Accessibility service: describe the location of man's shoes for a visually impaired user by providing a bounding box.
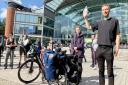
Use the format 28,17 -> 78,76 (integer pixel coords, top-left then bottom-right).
90,64 -> 94,68
92,66 -> 97,70
4,66 -> 7,69
10,65 -> 13,69
84,58 -> 87,62
17,63 -> 21,68
4,64 -> 7,69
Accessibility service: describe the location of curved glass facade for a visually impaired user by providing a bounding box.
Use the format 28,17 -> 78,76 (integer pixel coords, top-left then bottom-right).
110,5 -> 128,44
54,15 -> 87,44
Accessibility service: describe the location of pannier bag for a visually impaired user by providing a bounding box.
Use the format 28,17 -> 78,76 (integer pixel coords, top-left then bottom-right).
43,50 -> 57,81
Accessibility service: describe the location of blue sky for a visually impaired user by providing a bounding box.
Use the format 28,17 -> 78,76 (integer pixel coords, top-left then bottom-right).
0,0 -> 44,19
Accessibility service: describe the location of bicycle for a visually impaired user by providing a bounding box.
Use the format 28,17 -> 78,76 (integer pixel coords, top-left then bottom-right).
18,44 -> 80,85
44,49 -> 69,85
57,54 -> 81,85
48,50 -> 80,85
18,44 -> 45,84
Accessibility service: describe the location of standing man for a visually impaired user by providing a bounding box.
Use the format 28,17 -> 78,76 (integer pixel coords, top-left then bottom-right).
83,4 -> 120,85
71,26 -> 85,82
4,34 -> 17,69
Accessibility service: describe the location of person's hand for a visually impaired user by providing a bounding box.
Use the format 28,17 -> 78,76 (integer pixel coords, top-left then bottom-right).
114,46 -> 119,57
83,6 -> 88,19
74,47 -> 78,52
10,44 -> 17,47
74,47 -> 77,50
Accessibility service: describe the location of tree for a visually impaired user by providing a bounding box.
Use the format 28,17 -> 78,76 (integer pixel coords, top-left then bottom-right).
0,19 -> 5,35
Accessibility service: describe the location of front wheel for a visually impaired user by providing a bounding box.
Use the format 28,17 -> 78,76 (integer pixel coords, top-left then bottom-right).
18,59 -> 41,84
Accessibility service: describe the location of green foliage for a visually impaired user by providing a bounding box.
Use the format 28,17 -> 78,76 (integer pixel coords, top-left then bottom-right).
0,19 -> 5,35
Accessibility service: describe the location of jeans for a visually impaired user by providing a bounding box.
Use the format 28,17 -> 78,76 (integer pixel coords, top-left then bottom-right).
18,46 -> 27,67
96,46 -> 114,85
91,47 -> 97,67
4,48 -> 15,69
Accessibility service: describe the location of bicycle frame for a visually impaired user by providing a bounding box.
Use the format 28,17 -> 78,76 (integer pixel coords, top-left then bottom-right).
28,45 -> 45,78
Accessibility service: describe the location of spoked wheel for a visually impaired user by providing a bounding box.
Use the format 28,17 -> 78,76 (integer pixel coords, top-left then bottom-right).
18,59 -> 41,84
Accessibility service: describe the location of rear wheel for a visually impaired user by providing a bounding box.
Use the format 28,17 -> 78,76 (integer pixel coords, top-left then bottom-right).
18,59 -> 41,84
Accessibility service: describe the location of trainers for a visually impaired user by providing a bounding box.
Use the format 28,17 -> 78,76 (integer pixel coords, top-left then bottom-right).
92,66 -> 97,70
4,64 -> 7,69
90,64 -> 94,68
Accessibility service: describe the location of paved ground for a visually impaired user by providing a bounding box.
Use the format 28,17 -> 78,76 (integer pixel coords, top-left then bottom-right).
0,48 -> 128,85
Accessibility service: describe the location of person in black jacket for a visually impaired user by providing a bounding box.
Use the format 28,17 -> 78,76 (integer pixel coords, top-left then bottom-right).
71,26 -> 85,81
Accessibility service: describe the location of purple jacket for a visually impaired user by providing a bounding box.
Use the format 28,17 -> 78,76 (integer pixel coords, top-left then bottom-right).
71,32 -> 85,58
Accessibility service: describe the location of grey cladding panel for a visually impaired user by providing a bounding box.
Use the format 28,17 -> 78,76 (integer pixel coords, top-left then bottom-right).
44,8 -> 55,19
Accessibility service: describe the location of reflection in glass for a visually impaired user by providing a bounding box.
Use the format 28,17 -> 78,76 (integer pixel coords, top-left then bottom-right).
20,14 -> 25,22
44,18 -> 54,28
14,24 -> 42,35
33,16 -> 37,24
15,13 -> 21,21
25,14 -> 30,23
15,24 -> 19,33
38,17 -> 42,24
30,15 -> 34,23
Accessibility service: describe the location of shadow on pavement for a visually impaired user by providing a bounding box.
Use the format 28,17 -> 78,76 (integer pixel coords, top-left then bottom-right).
25,80 -> 48,85
80,76 -> 99,85
113,66 -> 123,70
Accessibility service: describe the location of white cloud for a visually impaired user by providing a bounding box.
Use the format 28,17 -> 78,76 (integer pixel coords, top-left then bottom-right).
0,8 -> 7,19
30,5 -> 38,10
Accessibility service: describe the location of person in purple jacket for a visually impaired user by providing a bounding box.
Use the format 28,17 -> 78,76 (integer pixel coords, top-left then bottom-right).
71,25 -> 85,80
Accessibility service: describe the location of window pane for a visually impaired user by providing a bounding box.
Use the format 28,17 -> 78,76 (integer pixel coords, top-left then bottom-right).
44,18 -> 54,28
14,24 -> 19,33
25,14 -> 30,23
30,15 -> 34,23
15,13 -> 21,21
38,16 -> 42,24
20,14 -> 25,22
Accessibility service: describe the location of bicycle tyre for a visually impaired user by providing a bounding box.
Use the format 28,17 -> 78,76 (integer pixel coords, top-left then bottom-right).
18,59 -> 41,84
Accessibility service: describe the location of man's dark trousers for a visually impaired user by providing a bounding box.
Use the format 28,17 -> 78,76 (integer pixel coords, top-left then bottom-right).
96,45 -> 114,85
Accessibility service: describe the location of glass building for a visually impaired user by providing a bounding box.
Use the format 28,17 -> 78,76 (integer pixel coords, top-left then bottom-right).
14,11 -> 43,35
12,0 -> 128,46
13,5 -> 86,45
13,10 -> 43,44
13,7 -> 55,46
45,0 -> 128,45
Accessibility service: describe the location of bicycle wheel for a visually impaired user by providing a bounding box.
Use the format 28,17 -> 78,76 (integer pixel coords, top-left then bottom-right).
18,59 -> 41,84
